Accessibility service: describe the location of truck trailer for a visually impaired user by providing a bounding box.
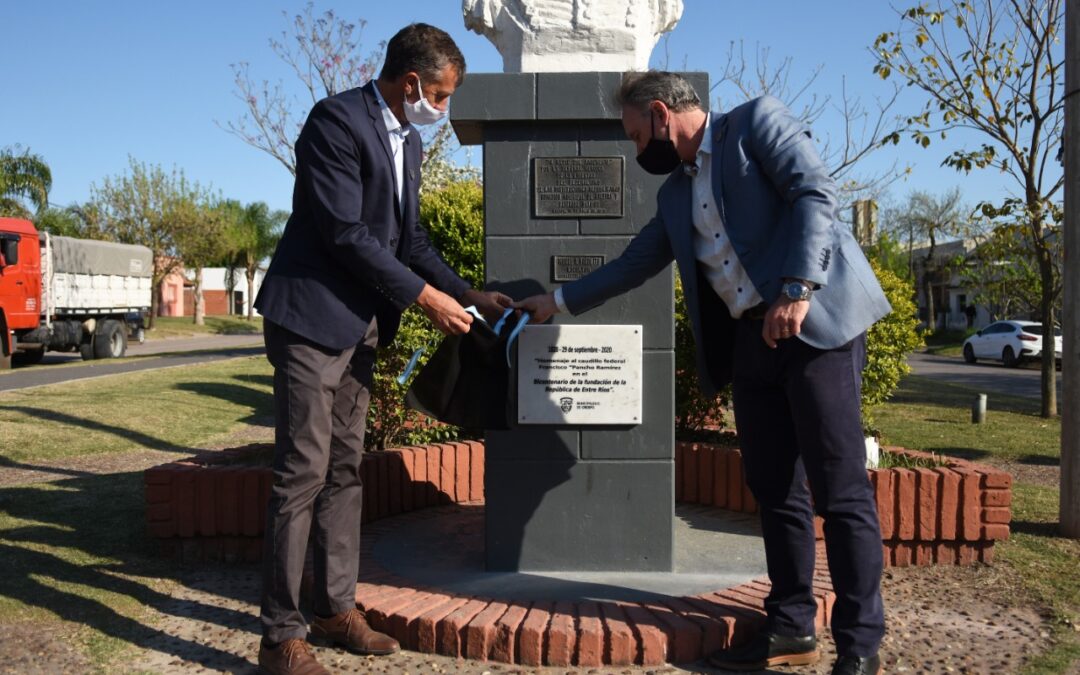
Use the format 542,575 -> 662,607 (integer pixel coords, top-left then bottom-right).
0,217 -> 152,368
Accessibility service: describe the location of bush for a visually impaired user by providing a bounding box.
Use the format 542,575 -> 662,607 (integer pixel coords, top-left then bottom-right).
674,277 -> 731,441
863,259 -> 924,432
367,179 -> 484,450
674,259 -> 922,441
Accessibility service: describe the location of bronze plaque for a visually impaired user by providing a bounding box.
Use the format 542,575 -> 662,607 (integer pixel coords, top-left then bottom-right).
533,157 -> 624,218
551,255 -> 606,282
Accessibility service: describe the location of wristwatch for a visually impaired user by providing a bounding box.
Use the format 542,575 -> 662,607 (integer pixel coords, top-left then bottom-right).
781,280 -> 813,301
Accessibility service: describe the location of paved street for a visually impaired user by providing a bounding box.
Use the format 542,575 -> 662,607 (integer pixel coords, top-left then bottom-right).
0,335 -> 264,392
907,351 -> 1062,401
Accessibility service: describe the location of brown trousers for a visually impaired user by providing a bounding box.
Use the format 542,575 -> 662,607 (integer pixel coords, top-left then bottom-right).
260,319 -> 378,644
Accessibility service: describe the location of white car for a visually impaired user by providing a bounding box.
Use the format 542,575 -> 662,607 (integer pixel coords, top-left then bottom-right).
962,320 -> 1063,367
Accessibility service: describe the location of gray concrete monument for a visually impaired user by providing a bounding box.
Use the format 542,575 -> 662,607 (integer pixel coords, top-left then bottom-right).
451,0 -> 704,572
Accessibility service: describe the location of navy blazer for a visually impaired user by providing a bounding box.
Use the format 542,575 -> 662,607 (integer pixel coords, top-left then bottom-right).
562,96 -> 891,394
255,82 -> 470,350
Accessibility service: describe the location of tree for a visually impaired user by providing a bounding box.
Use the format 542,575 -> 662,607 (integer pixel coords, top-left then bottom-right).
226,201 -> 287,320
0,145 -> 51,219
955,220 -> 1059,322
174,198 -> 236,326
864,230 -> 914,283
709,41 -> 911,210
34,205 -> 85,237
221,3 -> 473,191
883,188 -> 969,331
873,0 -> 1064,417
86,157 -> 211,328
222,3 -> 383,175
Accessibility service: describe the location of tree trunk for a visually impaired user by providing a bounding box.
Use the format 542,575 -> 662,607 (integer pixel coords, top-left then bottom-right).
194,266 -> 205,326
1062,0 -> 1080,537
923,275 -> 936,332
1040,265 -> 1057,418
148,277 -> 159,330
246,267 -> 256,321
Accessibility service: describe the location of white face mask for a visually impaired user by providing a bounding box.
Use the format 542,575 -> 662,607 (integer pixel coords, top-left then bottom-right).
403,78 -> 447,126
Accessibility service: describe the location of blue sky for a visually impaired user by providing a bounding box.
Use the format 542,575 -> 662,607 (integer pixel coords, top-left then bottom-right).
0,1 -> 1033,216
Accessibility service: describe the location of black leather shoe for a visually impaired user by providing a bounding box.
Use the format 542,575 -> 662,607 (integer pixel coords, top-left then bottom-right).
706,631 -> 820,671
832,653 -> 882,675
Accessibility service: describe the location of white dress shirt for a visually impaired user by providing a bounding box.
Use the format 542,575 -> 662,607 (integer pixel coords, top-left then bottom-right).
372,83 -> 410,205
688,114 -> 763,317
554,114 -> 762,317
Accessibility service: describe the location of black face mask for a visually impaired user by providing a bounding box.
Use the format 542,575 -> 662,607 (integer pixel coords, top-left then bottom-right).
635,113 -> 682,175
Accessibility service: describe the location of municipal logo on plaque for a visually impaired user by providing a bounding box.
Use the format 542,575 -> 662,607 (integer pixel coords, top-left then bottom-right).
517,325 -> 643,425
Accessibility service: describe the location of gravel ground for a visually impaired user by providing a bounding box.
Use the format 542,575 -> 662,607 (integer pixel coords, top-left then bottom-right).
122,560 -> 1053,675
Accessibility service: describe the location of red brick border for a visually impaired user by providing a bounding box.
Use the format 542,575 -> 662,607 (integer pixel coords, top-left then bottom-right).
674,442 -> 1011,566
348,504 -> 831,666
143,441 -> 486,562
143,439 -> 1011,665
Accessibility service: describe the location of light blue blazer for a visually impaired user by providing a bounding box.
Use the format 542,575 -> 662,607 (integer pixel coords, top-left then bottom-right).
562,96 -> 892,394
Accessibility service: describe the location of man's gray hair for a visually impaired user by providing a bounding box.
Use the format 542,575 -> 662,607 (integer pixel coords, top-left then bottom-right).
616,71 -> 701,113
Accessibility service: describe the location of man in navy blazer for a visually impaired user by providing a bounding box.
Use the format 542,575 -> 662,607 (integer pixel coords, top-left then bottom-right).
254,23 -> 509,675
516,72 -> 890,675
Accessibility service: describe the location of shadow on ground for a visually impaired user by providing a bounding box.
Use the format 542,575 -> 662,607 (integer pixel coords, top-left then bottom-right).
0,471 -> 258,671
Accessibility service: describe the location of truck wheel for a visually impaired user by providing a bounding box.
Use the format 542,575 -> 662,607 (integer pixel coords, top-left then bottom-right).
94,320 -> 127,359
80,341 -> 95,361
0,352 -> 10,370
13,347 -> 46,366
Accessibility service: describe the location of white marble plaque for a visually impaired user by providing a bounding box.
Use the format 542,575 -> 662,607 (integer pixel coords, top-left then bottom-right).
517,324 -> 642,425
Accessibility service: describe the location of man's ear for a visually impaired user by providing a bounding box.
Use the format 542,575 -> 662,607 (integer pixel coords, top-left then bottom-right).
649,100 -> 670,126
401,72 -> 420,99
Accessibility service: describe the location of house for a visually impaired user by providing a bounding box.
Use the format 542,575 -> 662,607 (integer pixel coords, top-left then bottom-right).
909,238 -> 994,332
182,267 -> 265,317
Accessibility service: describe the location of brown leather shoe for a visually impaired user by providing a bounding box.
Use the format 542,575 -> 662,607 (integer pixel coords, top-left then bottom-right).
258,638 -> 329,675
309,607 -> 400,655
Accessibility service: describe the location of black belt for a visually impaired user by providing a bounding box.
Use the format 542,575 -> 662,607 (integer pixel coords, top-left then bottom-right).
740,302 -> 769,321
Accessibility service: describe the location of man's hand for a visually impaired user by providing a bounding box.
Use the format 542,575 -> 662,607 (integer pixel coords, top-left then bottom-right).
513,292 -> 559,324
460,288 -> 514,324
762,296 -> 810,348
417,284 -> 473,335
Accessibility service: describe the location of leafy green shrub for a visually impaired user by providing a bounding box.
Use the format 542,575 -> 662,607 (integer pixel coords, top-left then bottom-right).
863,259 -> 924,432
367,178 -> 484,450
674,277 -> 731,441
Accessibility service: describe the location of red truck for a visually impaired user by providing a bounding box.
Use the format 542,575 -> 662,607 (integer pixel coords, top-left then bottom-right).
0,217 -> 152,368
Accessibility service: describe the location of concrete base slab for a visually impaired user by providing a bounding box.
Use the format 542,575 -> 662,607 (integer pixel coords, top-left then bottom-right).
372,503 -> 767,602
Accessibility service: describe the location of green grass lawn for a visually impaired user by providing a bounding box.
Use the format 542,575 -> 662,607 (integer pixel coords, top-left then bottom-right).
921,328 -> 974,358
0,355 -> 275,670
873,374 -> 1078,673
874,375 -> 1058,463
0,357 -> 272,464
145,315 -> 263,340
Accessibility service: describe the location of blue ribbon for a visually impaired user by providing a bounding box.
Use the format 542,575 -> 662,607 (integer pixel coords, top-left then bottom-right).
397,338 -> 434,385
505,311 -> 531,367
396,306 -> 531,384
492,307 -> 514,335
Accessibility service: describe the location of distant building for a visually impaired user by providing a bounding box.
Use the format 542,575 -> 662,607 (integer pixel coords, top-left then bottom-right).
909,238 -> 993,332
156,258 -> 187,317
182,267 -> 265,317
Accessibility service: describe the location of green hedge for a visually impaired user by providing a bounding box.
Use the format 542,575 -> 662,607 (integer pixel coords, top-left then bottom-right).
366,180 -> 484,450
862,259 -> 923,432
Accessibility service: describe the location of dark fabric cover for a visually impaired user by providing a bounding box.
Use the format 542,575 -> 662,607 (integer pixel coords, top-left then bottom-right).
405,320 -> 511,430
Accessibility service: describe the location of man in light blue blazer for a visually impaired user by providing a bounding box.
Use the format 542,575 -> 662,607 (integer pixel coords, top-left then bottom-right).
516,71 -> 890,675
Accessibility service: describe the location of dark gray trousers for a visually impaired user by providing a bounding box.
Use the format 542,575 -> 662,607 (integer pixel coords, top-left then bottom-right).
260,319 -> 378,644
